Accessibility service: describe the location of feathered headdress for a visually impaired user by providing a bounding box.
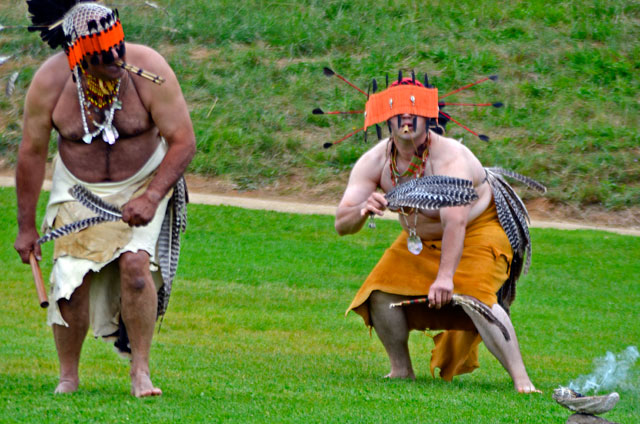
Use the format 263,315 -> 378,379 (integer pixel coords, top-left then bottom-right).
314,68 -> 503,148
27,1 -> 124,72
26,0 -> 164,85
26,0 -> 89,49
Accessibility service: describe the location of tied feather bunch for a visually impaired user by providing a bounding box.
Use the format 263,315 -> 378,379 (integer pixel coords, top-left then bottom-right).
486,168 -> 546,277
485,167 -> 546,312
69,184 -> 122,219
156,177 -> 188,316
385,175 -> 478,211
37,215 -> 112,244
390,294 -> 511,341
37,184 -> 122,245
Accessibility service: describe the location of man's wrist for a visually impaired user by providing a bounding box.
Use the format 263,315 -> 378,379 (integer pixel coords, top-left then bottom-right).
144,189 -> 164,204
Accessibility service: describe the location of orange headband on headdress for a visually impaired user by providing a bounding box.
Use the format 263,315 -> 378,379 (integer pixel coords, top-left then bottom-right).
364,80 -> 439,130
65,19 -> 125,71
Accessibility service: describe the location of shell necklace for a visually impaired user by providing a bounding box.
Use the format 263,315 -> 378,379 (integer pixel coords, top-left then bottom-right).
389,134 -> 430,255
75,67 -> 122,145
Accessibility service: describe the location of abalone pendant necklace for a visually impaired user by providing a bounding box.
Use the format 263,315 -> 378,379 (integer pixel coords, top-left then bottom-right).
402,210 -> 422,255
390,135 -> 429,255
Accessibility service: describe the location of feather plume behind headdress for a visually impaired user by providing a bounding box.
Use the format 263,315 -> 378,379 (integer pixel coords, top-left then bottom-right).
26,0 -> 90,48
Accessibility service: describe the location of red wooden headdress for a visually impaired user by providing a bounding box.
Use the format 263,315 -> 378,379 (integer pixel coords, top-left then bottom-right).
314,68 -> 503,148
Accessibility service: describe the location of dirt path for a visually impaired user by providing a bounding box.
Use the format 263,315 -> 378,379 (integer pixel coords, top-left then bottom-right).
2,174 -> 638,237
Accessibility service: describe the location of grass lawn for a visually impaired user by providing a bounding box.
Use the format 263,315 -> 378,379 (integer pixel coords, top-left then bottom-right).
0,187 -> 638,423
1,1 -> 639,208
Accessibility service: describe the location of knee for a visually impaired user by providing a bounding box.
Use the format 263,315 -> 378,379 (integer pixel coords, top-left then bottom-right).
370,291 -> 402,315
119,252 -> 151,292
369,291 -> 388,310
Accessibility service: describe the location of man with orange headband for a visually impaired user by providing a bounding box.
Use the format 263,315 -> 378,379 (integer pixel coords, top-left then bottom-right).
14,1 -> 195,397
336,76 -> 540,393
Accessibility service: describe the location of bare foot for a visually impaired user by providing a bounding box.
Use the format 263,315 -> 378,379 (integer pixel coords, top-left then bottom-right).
131,372 -> 162,397
54,379 -> 79,394
515,381 -> 542,394
383,371 -> 416,379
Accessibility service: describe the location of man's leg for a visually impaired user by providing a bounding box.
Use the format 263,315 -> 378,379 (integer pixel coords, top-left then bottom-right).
53,273 -> 91,394
369,291 -> 415,379
461,302 -> 540,393
119,251 -> 162,397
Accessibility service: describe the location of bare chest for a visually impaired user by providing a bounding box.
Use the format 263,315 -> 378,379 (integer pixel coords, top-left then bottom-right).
51,79 -> 161,182
51,78 -> 152,142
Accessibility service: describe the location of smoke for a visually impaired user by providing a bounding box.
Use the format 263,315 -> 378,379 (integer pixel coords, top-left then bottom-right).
568,346 -> 639,394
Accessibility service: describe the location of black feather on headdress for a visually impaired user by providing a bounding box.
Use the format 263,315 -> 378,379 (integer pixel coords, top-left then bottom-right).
26,0 -> 91,49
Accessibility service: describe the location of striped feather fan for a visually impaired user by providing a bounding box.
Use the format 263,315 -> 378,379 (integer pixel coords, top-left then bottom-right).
485,167 -> 546,312
69,184 -> 122,219
385,175 -> 478,211
156,177 -> 188,316
37,215 -> 113,244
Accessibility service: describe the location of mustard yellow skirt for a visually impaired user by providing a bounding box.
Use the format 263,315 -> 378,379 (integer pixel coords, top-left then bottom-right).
346,203 -> 512,380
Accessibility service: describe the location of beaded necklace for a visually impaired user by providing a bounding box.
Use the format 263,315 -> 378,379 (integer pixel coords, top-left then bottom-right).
83,72 -> 120,108
389,134 -> 430,255
75,67 -> 122,145
389,142 -> 429,186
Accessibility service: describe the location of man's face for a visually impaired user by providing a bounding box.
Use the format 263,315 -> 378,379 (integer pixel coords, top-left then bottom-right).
85,46 -> 125,81
389,113 -> 427,141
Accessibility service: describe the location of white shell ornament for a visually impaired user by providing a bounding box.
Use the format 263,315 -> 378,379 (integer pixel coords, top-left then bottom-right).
407,231 -> 423,255
552,387 -> 620,415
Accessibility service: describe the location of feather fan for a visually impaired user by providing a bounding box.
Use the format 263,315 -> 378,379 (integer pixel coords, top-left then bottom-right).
385,175 -> 478,211
389,294 -> 511,341
485,167 -> 546,311
156,177 -> 188,316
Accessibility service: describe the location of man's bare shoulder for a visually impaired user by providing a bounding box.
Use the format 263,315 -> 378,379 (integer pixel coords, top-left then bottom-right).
431,133 -> 479,162
429,132 -> 484,177
31,52 -> 70,89
122,42 -> 182,106
347,138 -> 389,186
357,138 -> 390,165
124,43 -> 172,74
26,52 -> 70,110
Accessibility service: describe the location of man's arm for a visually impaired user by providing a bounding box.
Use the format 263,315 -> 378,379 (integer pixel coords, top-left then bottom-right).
335,143 -> 386,235
427,142 -> 475,308
428,204 -> 471,308
121,46 -> 196,226
14,61 -> 61,263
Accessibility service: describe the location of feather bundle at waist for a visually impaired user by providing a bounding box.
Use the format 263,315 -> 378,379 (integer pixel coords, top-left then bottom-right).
37,184 -> 123,245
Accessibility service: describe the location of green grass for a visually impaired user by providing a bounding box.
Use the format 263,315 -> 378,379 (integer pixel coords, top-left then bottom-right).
1,1 -> 639,208
1,186 -> 639,423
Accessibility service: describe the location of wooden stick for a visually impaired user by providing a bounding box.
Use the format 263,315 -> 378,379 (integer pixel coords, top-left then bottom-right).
389,297 -> 428,308
114,60 -> 165,85
29,252 -> 49,308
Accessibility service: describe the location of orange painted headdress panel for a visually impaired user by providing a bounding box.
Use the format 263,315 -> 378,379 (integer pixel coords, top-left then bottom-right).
364,84 -> 439,130
314,68 -> 502,148
66,19 -> 125,71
